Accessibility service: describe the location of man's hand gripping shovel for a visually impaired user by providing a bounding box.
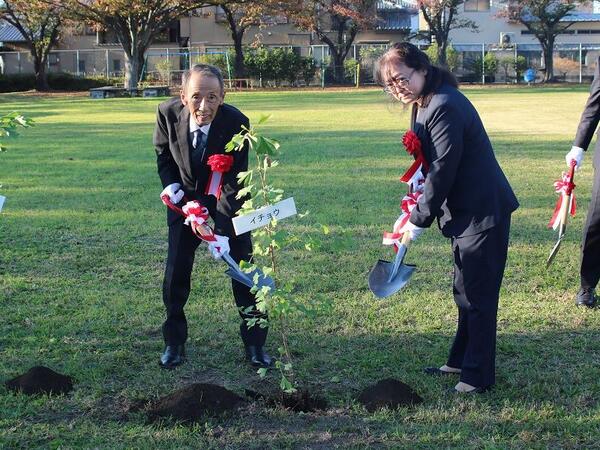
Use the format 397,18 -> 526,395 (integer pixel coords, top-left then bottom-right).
546,160 -> 577,267
161,194 -> 275,291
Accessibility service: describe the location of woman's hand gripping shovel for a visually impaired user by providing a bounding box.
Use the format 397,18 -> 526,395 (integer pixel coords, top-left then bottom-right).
161,194 -> 275,291
546,160 -> 577,267
368,229 -> 416,299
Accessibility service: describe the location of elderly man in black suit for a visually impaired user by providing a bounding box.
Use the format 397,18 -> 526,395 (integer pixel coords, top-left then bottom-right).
377,43 -> 519,393
153,64 -> 272,369
565,56 -> 600,308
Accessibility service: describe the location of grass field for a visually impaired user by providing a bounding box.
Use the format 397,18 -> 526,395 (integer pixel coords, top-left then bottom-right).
1,86 -> 600,449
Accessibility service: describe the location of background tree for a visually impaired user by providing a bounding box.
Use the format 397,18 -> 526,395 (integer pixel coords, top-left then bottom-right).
288,0 -> 378,84
418,0 -> 477,67
59,0 -> 207,91
0,0 -> 63,91
554,55 -> 580,81
497,0 -> 582,82
217,1 -> 282,78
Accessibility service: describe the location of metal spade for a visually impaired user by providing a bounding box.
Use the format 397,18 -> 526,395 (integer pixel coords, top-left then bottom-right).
221,252 -> 276,291
368,232 -> 416,298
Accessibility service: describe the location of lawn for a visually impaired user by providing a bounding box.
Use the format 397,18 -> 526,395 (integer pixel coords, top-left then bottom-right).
1,86 -> 600,449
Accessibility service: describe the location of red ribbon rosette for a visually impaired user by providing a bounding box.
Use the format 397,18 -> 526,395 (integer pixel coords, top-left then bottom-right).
205,154 -> 234,200
399,130 -> 429,183
160,195 -> 217,243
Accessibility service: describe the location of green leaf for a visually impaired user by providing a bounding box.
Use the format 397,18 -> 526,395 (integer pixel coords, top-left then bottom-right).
237,170 -> 253,186
257,114 -> 272,125
322,224 -> 330,235
236,184 -> 254,199
257,368 -> 268,378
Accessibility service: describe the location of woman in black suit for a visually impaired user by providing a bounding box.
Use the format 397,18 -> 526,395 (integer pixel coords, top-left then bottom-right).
376,43 -> 519,393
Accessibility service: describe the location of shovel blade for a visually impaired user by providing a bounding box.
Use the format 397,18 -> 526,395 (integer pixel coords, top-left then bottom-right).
546,237 -> 563,268
368,259 -> 416,299
224,267 -> 276,291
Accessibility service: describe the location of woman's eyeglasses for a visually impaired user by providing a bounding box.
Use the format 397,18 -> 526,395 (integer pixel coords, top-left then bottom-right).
383,69 -> 416,93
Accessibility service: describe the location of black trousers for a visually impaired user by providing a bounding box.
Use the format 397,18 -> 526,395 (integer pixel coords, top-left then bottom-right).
446,216 -> 511,388
581,166 -> 600,290
161,220 -> 267,347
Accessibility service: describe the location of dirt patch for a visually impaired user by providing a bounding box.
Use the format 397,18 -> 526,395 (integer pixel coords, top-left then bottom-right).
357,378 -> 423,412
245,388 -> 328,413
5,366 -> 74,395
147,383 -> 244,423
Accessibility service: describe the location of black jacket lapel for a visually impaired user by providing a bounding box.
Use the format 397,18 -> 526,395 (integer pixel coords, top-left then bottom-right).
175,107 -> 193,181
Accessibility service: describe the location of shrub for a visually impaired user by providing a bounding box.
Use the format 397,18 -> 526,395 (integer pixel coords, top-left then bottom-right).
0,72 -> 122,92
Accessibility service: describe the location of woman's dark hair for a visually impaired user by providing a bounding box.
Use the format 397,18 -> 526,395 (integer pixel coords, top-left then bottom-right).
376,42 -> 458,103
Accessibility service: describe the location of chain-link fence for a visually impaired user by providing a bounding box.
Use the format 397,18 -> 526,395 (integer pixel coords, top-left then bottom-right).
1,42 -> 599,88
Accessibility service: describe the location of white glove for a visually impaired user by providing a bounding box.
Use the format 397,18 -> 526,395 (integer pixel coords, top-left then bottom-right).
160,182 -> 184,204
565,146 -> 584,170
207,234 -> 230,259
403,220 -> 426,241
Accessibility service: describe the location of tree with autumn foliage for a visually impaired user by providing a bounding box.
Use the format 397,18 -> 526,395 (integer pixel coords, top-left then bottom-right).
497,0 -> 583,82
217,1 -> 285,78
287,0 -> 378,84
418,0 -> 476,67
0,0 -> 64,91
57,0 -> 208,91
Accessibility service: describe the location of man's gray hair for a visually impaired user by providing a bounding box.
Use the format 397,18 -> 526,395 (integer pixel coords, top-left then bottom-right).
181,64 -> 224,92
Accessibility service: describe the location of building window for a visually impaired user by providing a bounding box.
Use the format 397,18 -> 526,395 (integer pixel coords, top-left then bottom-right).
464,0 -> 490,12
113,59 -> 121,73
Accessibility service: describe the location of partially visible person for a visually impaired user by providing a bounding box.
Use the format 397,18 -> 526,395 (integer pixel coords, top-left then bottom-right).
154,64 -> 272,369
565,56 -> 600,308
376,43 -> 519,393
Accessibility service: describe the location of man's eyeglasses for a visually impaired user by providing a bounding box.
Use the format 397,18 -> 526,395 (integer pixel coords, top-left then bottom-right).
383,69 -> 416,93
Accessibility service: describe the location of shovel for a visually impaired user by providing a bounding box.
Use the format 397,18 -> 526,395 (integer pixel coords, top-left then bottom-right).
546,161 -> 576,268
368,232 -> 416,298
160,194 -> 275,291
220,251 -> 275,291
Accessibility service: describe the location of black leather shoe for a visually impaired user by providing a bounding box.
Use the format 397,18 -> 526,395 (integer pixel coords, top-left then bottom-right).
159,345 -> 185,369
576,288 -> 596,308
245,346 -> 274,368
424,367 -> 460,376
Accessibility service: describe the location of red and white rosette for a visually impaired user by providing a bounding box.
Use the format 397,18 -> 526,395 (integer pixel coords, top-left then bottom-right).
548,170 -> 577,230
160,194 -> 218,244
382,191 -> 422,252
205,154 -> 234,200
399,130 -> 429,183
182,200 -> 210,228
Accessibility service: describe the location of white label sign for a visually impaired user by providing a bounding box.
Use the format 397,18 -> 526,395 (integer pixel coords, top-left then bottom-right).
233,197 -> 297,235
0,195 -> 5,213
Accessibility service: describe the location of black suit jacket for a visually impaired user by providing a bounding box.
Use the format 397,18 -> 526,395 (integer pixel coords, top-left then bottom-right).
410,83 -> 519,238
154,97 -> 250,236
574,56 -> 600,169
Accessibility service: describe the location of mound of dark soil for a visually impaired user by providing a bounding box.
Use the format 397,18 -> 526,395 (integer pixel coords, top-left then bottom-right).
5,366 -> 73,395
357,378 -> 423,412
147,383 -> 243,423
245,388 -> 328,412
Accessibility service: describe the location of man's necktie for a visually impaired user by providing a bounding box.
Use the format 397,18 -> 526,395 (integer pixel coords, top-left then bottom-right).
191,129 -> 206,171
